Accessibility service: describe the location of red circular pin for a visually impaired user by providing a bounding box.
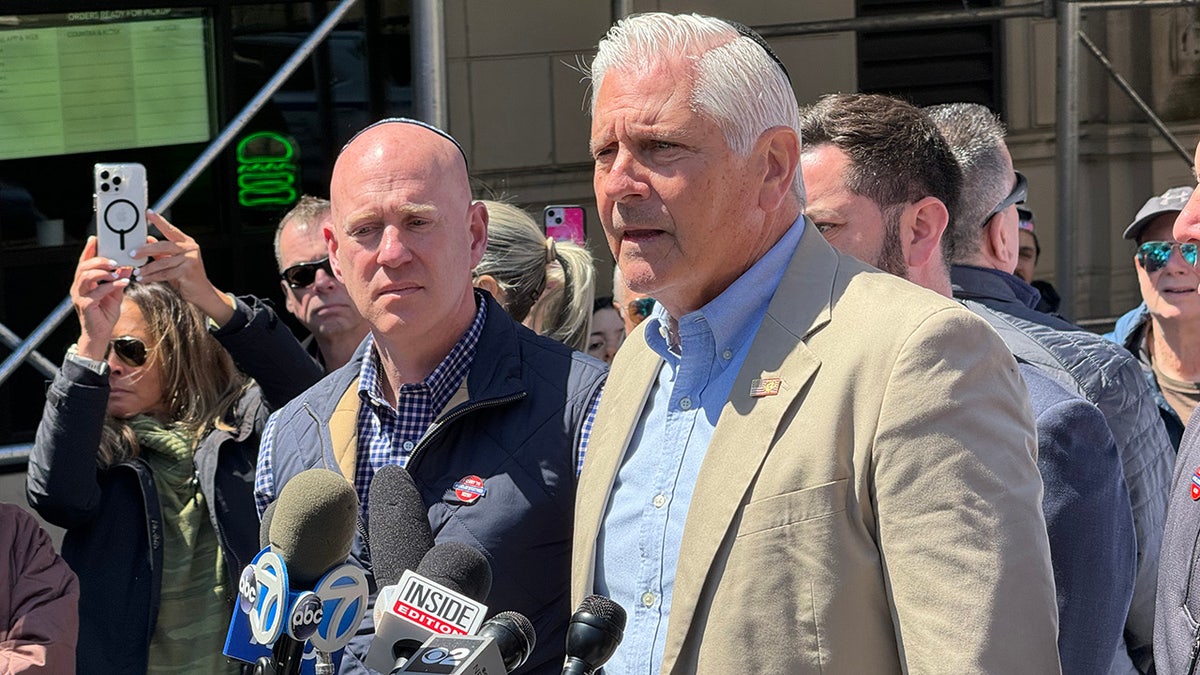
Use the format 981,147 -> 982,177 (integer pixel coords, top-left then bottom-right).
453,475 -> 487,504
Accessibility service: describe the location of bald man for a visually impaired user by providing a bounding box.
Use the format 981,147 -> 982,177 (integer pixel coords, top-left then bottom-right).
257,119 -> 607,675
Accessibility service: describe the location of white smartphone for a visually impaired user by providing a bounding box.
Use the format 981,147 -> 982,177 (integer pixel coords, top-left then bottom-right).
94,162 -> 148,267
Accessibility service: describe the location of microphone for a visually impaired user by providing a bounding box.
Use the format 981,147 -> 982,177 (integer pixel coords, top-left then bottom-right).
366,541 -> 493,673
561,595 -> 627,675
368,464 -> 436,586
391,611 -> 536,675
224,469 -> 369,675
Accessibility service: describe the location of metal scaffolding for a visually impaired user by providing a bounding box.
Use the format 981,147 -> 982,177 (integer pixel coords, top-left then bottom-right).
2,0 -> 1198,464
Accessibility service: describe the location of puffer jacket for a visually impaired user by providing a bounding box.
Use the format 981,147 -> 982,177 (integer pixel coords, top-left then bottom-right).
953,267 -> 1174,675
1105,302 -> 1186,448
25,357 -> 266,675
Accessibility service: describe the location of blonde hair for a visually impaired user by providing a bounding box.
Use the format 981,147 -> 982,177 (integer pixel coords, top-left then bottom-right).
99,282 -> 251,466
474,200 -> 596,351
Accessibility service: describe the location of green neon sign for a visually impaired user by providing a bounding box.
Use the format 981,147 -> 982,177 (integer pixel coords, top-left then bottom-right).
236,131 -> 299,208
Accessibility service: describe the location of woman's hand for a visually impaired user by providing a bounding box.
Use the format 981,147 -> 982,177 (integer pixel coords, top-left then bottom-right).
135,210 -> 235,326
71,236 -> 130,361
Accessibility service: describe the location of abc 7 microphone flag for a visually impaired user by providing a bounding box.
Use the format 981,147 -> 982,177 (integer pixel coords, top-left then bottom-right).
225,545 -> 369,671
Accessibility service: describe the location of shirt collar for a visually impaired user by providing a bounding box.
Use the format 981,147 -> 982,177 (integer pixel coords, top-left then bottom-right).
643,215 -> 805,361
357,292 -> 488,409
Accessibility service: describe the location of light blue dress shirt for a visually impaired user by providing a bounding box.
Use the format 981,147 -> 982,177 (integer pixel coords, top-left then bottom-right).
594,216 -> 805,675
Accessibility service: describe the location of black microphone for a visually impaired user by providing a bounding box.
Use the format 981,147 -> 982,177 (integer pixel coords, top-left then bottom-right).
368,464 -> 435,586
561,595 -> 627,675
260,468 -> 360,675
415,541 -> 492,601
479,610 -> 536,673
391,611 -> 536,675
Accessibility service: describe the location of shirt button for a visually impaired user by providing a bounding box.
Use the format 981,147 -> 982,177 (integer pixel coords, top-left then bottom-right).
653,494 -> 666,508
402,440 -> 415,451
679,396 -> 693,410
641,592 -> 656,607
722,349 -> 733,360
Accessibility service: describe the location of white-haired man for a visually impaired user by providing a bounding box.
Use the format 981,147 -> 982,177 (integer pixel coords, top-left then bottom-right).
570,12 -> 1058,674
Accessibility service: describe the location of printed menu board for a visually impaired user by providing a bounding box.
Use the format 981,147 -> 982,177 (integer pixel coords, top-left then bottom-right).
0,9 -> 213,160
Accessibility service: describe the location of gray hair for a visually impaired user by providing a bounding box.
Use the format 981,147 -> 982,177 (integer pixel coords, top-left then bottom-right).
273,195 -> 331,270
588,12 -> 804,203
474,200 -> 596,351
924,103 -> 1011,264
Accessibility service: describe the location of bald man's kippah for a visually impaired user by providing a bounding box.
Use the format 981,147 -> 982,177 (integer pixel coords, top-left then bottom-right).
341,117 -> 469,170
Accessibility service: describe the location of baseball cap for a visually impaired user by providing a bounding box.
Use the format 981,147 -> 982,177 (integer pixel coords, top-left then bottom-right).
1123,186 -> 1194,240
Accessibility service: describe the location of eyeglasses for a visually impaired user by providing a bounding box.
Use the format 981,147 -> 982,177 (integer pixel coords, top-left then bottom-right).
1137,241 -> 1199,273
627,298 -> 656,327
105,336 -> 149,368
280,257 -> 333,289
981,171 -> 1028,228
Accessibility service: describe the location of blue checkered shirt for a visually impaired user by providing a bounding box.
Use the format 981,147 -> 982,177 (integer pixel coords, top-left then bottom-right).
255,296 -> 601,516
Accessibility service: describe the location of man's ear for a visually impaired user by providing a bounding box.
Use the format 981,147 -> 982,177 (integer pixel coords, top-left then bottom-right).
474,274 -> 502,298
468,201 -> 489,268
983,212 -> 1017,271
903,196 -> 949,269
281,280 -> 299,316
756,126 -> 800,212
324,222 -> 346,283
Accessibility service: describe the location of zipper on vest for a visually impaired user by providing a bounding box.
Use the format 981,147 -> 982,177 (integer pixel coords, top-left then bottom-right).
406,392 -> 526,473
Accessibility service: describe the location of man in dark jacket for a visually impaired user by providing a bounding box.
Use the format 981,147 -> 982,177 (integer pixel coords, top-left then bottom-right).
927,102 -> 1173,674
800,92 -> 1136,674
257,118 -> 607,675
1152,139 -> 1200,675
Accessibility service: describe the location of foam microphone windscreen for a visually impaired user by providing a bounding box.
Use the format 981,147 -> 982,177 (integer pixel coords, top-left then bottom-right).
268,468 -> 360,587
415,541 -> 493,602
259,500 -> 277,550
369,464 -> 435,587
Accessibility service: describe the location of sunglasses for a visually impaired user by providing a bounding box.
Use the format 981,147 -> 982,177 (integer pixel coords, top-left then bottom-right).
105,335 -> 149,368
1137,241 -> 1199,273
981,171 -> 1028,228
280,257 -> 333,289
627,298 -> 656,327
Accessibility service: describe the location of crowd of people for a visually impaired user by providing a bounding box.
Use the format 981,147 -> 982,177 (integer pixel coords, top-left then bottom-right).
7,9 -> 1200,675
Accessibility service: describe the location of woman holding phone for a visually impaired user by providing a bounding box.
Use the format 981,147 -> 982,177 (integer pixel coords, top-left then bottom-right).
26,236 -> 264,674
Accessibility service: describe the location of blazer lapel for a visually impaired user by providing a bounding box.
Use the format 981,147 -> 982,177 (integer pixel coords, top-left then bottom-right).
661,224 -> 843,673
571,329 -> 662,608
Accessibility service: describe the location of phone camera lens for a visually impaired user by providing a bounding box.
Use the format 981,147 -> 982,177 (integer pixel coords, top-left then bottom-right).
100,171 -> 110,179
100,183 -> 110,192
555,217 -> 563,225
113,176 -> 122,186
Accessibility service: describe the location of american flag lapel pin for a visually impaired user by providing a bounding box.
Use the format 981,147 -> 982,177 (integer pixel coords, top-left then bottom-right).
749,377 -> 782,397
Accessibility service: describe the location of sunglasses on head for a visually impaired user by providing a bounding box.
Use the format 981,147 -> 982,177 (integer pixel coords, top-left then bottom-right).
280,257 -> 333,289
106,336 -> 149,368
1137,241 -> 1199,273
981,171 -> 1028,228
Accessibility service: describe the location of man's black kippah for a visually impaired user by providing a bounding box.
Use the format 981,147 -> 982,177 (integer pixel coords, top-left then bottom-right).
724,19 -> 791,85
340,117 -> 469,170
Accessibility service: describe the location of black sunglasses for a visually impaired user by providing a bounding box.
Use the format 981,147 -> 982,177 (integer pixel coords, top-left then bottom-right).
1137,241 -> 1199,273
105,335 -> 149,368
280,257 -> 333,289
981,171 -> 1028,228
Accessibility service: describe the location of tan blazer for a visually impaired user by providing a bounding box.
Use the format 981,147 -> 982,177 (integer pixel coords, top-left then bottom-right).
572,229 -> 1060,674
